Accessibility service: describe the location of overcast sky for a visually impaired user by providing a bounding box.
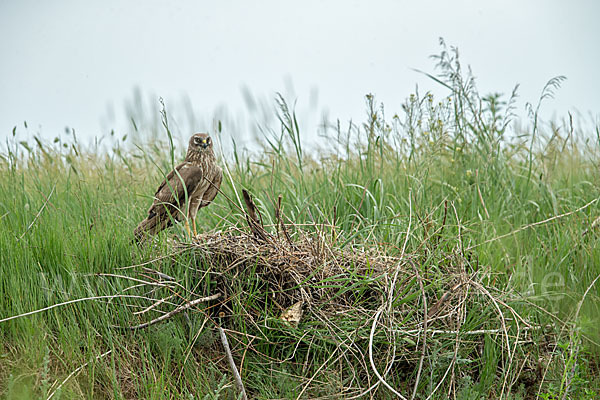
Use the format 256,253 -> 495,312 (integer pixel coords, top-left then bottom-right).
1,0 -> 598,146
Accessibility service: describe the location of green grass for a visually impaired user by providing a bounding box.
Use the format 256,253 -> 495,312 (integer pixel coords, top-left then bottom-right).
1,44 -> 599,399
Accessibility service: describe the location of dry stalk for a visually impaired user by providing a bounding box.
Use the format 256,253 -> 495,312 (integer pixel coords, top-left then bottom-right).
411,264 -> 428,400
46,349 -> 112,400
369,308 -> 409,399
0,294 -> 168,324
18,182 -> 56,241
466,197 -> 598,251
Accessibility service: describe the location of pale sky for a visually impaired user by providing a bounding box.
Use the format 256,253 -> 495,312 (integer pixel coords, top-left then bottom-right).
1,0 -> 599,147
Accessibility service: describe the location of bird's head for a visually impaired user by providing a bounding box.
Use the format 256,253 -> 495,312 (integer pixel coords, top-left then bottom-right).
190,133 -> 213,151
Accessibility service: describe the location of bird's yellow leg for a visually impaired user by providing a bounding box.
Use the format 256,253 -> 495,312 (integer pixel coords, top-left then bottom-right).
192,218 -> 198,237
184,219 -> 192,240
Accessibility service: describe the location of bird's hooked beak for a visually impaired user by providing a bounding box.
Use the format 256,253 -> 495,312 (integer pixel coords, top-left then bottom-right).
194,136 -> 210,149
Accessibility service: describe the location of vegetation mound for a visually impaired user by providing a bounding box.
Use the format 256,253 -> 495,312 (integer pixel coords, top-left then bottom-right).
116,190 -> 552,399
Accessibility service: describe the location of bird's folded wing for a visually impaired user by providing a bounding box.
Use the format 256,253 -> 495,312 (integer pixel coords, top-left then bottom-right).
200,166 -> 223,206
150,163 -> 204,213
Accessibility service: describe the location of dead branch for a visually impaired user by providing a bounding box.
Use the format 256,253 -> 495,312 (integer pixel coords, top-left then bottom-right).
242,189 -> 270,242
118,293 -> 221,330
218,326 -> 248,400
276,194 -> 293,245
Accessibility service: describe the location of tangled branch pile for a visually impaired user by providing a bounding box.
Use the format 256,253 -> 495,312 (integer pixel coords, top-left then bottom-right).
184,226 -> 396,318
120,191 -> 545,398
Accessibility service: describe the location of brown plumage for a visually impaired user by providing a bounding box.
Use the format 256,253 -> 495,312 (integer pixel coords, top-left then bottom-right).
134,133 -> 222,242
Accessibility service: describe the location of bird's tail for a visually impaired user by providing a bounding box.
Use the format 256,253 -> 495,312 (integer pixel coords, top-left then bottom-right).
133,215 -> 160,243
133,213 -> 174,244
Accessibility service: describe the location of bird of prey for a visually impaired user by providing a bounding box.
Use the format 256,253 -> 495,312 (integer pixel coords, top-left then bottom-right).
134,133 -> 222,242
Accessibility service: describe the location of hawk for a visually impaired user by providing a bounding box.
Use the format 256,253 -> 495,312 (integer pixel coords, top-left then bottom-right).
134,133 -> 222,242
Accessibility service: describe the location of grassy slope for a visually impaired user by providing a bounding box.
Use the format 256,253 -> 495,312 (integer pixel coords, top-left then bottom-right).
1,53 -> 599,399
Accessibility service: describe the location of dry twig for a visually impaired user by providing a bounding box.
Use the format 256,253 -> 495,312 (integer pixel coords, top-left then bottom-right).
218,326 -> 248,400
116,293 -> 221,330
